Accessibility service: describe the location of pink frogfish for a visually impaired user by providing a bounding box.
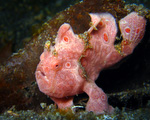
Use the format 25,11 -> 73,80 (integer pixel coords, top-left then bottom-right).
35,12 -> 146,114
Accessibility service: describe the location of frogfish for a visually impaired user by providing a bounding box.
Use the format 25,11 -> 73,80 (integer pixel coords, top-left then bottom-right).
35,12 -> 146,114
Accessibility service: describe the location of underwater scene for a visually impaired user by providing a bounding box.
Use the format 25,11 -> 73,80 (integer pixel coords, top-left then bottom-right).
0,0 -> 150,119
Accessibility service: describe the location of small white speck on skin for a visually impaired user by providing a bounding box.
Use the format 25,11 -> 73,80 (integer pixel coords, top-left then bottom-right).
105,19 -> 109,22
104,60 -> 107,64
120,20 -> 128,25
44,76 -> 49,82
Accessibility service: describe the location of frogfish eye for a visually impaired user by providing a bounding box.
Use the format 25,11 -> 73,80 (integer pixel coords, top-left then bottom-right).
52,61 -> 62,71
55,64 -> 59,68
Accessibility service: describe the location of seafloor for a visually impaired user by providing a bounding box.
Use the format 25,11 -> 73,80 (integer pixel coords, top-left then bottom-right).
0,0 -> 150,119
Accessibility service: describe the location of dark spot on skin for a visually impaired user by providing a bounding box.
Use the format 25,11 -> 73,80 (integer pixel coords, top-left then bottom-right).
41,71 -> 45,76
55,64 -> 59,67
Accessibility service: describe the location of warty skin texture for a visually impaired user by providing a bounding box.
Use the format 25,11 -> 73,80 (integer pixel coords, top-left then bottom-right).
35,12 -> 146,115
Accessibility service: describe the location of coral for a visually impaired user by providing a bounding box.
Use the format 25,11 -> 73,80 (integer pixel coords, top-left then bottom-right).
35,12 -> 146,114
